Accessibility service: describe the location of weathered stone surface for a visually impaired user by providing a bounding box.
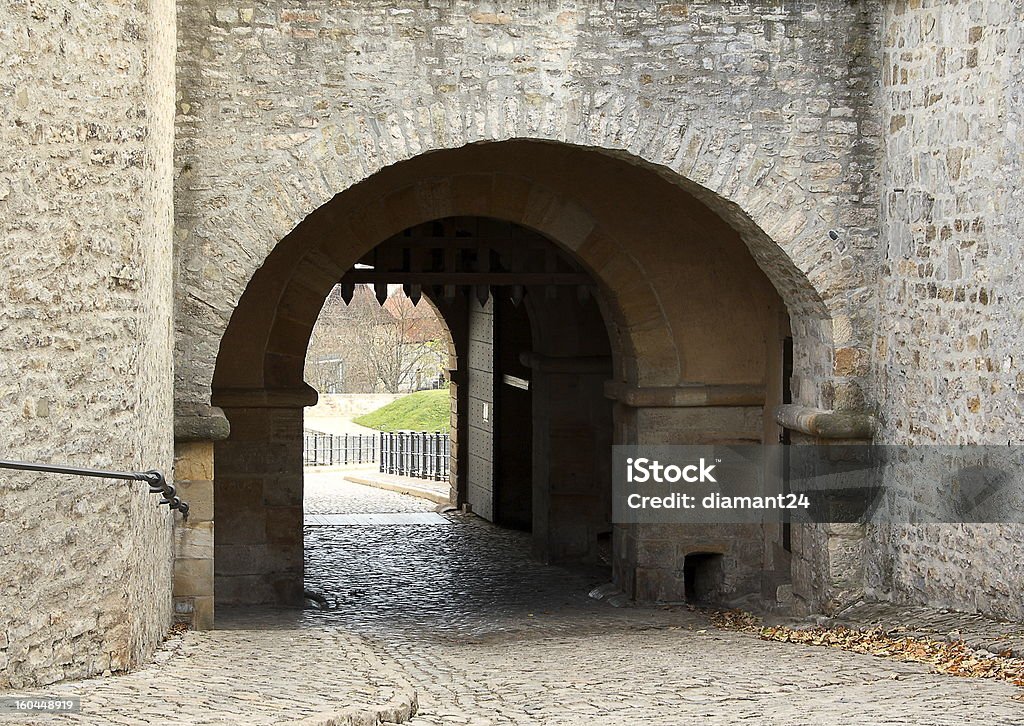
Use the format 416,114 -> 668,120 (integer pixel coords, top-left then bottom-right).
174,0 -> 883,412
0,0 -> 176,689
173,402 -> 230,442
3,0 -> 1024,691
0,626 -> 418,725
870,0 -> 1024,621
774,404 -> 876,440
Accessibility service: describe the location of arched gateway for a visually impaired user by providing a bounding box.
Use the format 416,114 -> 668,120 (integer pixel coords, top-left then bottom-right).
172,140 -> 863,628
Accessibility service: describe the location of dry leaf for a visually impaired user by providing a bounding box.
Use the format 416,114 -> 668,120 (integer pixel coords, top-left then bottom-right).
706,609 -> 1024,697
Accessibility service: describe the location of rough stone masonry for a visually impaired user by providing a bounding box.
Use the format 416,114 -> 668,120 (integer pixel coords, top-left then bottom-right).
0,0 -> 176,689
0,0 -> 1022,689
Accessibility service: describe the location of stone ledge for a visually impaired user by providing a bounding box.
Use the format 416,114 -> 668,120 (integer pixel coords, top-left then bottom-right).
774,404 -> 875,439
212,384 -> 319,409
342,471 -> 451,506
605,382 -> 765,407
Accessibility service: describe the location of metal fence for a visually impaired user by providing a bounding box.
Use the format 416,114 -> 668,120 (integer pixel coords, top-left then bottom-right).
380,431 -> 450,481
303,430 -> 377,467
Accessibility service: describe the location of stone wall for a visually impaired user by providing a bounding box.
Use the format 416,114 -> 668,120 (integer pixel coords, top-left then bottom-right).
174,0 -> 883,416
2,0 -> 1023,691
178,0 -> 885,614
870,0 -> 1024,619
0,0 -> 176,687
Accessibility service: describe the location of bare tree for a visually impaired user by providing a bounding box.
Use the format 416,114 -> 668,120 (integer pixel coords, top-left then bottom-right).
304,285 -> 447,394
356,292 -> 446,393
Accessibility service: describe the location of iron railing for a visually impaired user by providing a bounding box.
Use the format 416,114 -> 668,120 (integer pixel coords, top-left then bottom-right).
0,459 -> 188,519
379,431 -> 450,481
303,430 -> 377,467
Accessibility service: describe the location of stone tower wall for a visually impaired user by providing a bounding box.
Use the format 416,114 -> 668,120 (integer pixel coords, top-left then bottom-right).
869,0 -> 1024,619
0,0 -> 177,687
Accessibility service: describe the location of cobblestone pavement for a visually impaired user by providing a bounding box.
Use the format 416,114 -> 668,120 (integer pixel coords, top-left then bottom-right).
240,478 -> 1024,724
303,471 -> 436,515
1,627 -> 415,725
14,478 -> 1021,725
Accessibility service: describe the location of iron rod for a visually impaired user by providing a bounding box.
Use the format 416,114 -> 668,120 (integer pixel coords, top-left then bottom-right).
0,459 -> 152,482
0,459 -> 188,519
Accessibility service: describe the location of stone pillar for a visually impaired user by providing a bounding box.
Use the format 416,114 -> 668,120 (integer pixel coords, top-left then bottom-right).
526,354 -> 613,563
172,403 -> 230,630
607,384 -> 769,603
447,365 -> 467,506
775,404 -> 876,614
211,388 -> 314,607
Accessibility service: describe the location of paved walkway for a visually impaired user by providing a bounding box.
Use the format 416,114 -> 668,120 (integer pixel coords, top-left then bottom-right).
303,393 -> 397,437
304,472 -> 436,515
295,480 -> 1024,725
1,627 -> 415,725
9,477 -> 1024,725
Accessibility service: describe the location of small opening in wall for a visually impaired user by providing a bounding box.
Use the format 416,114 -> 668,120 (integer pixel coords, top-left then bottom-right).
596,529 -> 612,565
684,552 -> 725,605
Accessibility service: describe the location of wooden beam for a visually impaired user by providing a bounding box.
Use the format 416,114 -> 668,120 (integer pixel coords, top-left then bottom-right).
342,271 -> 591,286
374,236 -> 550,249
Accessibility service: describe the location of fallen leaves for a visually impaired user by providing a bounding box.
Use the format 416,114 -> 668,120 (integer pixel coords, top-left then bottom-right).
706,608 -> 761,631
707,609 -> 1024,693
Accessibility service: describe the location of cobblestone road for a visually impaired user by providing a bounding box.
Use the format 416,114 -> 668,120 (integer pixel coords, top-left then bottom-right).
303,471 -> 435,515
231,478 -> 1024,724
2,626 -> 416,725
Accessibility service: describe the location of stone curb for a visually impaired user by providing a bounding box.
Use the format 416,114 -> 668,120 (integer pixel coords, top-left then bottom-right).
292,634 -> 419,725
343,474 -> 450,506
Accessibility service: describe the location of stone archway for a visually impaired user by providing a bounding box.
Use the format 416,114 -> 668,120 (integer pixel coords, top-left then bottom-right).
172,140 -> 864,628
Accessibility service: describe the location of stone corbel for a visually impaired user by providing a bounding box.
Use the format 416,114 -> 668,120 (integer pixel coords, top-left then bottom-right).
174,402 -> 231,442
773,404 -> 875,440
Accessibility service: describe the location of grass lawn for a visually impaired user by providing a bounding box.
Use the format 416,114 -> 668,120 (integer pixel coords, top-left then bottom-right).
352,389 -> 451,432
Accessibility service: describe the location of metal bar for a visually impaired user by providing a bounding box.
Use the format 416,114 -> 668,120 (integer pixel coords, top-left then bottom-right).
0,459 -> 188,519
0,459 -> 148,481
377,433 -> 450,480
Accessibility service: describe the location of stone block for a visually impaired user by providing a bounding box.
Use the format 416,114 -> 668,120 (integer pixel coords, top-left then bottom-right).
173,558 -> 214,598
173,442 -> 215,481
176,479 -> 214,522
175,520 -> 214,559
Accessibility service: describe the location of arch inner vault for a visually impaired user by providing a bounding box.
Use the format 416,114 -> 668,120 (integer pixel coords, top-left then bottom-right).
182,141 -> 829,624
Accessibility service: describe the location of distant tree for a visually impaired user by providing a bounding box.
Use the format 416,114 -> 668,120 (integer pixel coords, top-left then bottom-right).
362,292 -> 446,393
304,285 -> 448,394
